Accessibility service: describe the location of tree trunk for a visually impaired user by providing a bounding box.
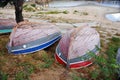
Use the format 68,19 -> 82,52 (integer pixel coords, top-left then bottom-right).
13,0 -> 24,23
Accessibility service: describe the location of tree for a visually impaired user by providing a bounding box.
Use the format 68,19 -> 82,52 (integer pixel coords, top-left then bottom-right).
0,0 -> 24,23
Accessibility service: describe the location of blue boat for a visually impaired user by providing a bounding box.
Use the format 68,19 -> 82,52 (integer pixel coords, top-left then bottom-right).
7,22 -> 61,54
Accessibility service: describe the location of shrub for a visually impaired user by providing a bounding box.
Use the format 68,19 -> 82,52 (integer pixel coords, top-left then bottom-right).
30,4 -> 36,8
63,10 -> 69,14
0,71 -> 8,80
37,10 -> 69,14
91,37 -> 120,80
73,10 -> 79,14
82,12 -> 88,15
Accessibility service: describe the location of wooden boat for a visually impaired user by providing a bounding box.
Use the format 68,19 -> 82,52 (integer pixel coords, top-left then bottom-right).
105,13 -> 120,22
7,22 -> 61,54
0,19 -> 16,34
117,48 -> 120,64
55,26 -> 100,69
117,48 -> 120,77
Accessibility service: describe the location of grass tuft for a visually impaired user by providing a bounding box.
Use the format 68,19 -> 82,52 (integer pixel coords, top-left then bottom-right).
37,10 -> 69,14
0,71 -> 8,80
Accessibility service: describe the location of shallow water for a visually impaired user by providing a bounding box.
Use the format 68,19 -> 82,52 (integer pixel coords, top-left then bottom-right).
48,1 -> 120,8
49,1 -> 87,8
105,13 -> 120,22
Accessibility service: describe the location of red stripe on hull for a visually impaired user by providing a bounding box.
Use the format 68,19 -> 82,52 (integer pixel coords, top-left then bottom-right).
55,53 -> 92,69
55,53 -> 66,66
70,61 -> 92,69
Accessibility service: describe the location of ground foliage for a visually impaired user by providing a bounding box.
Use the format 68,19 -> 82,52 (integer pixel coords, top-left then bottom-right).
0,34 -> 119,80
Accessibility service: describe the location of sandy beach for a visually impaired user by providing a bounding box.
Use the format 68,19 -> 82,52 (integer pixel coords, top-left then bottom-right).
1,4 -> 119,42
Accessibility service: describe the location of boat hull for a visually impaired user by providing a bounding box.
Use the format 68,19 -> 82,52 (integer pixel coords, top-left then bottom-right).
0,19 -> 16,34
7,32 -> 61,54
55,27 -> 100,69
7,22 -> 61,54
55,43 -> 99,69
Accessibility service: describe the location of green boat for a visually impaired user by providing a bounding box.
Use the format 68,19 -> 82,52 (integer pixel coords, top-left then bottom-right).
0,29 -> 12,34
0,19 -> 16,34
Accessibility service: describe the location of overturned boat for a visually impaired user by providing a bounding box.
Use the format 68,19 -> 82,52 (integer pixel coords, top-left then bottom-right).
117,48 -> 120,64
0,19 -> 16,34
55,26 -> 100,69
7,22 -> 61,54
117,48 -> 120,77
105,13 -> 120,22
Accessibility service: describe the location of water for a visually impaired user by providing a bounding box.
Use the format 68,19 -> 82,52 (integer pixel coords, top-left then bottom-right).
99,1 -> 120,8
105,13 -> 120,22
48,1 -> 120,8
49,1 -> 87,8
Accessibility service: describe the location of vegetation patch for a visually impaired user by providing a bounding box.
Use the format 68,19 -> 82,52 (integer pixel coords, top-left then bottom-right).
38,52 -> 54,68
0,71 -> 8,80
69,37 -> 120,80
0,32 -> 119,80
15,62 -> 35,80
23,4 -> 36,12
73,10 -> 79,14
81,12 -> 88,15
86,37 -> 119,80
37,10 -> 69,14
30,4 -> 36,8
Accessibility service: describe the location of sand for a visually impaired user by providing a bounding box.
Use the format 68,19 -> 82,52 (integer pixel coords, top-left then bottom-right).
2,5 -> 119,39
